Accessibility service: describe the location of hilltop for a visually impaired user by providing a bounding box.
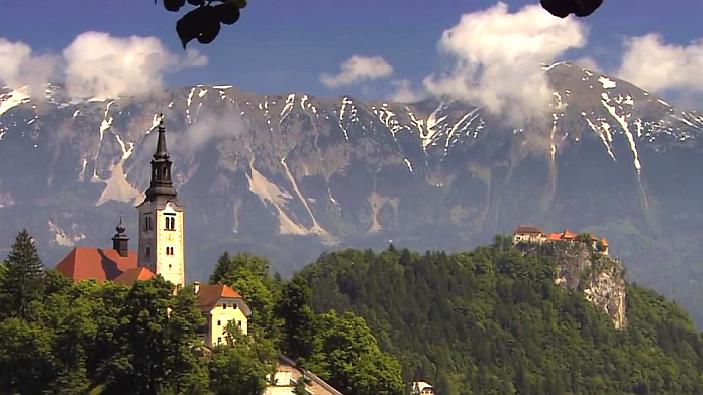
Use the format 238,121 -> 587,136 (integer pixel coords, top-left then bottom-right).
299,240 -> 703,394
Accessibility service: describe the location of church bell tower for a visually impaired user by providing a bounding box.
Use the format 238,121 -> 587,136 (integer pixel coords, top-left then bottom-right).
137,117 -> 185,287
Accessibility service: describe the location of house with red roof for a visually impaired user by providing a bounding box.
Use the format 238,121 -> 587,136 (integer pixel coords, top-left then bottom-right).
193,282 -> 251,347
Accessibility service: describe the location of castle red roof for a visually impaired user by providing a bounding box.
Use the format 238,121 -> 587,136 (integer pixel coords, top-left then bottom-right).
514,226 -> 543,235
561,230 -> 577,240
547,233 -> 562,241
600,237 -> 609,246
55,247 -> 138,282
195,284 -> 243,308
113,267 -> 155,286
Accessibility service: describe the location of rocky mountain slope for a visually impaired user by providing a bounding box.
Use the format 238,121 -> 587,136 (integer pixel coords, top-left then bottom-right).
1,62 -> 702,324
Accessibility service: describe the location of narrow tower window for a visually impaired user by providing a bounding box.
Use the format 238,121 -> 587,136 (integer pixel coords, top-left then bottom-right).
165,215 -> 176,230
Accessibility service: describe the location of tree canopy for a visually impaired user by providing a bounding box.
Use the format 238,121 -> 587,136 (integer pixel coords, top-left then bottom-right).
0,230 -> 403,394
298,245 -> 703,394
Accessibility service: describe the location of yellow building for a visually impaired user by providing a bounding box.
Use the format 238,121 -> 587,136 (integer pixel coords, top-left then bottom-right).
513,225 -> 545,244
194,282 -> 251,347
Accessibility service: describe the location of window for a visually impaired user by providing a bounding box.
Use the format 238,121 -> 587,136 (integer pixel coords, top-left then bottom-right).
222,303 -> 227,309
217,337 -> 222,345
145,247 -> 151,260
142,216 -> 153,232
232,304 -> 237,310
217,320 -> 221,326
166,246 -> 175,256
165,215 -> 176,230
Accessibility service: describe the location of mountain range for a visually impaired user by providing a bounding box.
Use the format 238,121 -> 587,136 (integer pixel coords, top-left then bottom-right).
1,62 -> 703,325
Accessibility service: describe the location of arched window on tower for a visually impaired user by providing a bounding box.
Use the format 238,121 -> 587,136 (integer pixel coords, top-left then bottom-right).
165,215 -> 176,231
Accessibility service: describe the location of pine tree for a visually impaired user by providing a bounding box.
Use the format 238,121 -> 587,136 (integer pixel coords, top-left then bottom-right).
0,229 -> 44,318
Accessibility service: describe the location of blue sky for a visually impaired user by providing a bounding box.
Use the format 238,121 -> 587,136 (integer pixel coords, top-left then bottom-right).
1,0 -> 702,100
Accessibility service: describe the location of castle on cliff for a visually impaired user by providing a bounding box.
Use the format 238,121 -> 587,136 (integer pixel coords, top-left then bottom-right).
513,225 -> 609,255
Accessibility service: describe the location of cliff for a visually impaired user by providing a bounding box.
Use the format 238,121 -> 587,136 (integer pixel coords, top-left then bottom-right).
520,241 -> 627,330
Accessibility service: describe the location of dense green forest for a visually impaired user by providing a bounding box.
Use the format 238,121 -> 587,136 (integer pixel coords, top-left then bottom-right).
0,231 -> 402,395
298,243 -> 703,394
3,229 -> 703,394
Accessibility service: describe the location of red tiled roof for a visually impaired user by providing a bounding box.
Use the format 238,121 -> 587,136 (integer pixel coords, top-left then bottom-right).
514,225 -> 543,235
547,233 -> 562,241
600,237 -> 609,246
113,267 -> 155,286
561,230 -> 577,240
55,247 -> 138,282
195,284 -> 243,308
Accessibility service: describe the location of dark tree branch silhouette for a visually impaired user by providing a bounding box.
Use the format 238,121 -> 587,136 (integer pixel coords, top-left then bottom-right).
541,0 -> 604,18
158,0 -> 606,48
157,0 -> 247,48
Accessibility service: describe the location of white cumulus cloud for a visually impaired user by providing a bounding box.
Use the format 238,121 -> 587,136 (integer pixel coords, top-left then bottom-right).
0,38 -> 57,95
423,2 -> 587,126
617,34 -> 703,95
63,32 -> 208,100
390,79 -> 425,104
320,55 -> 394,88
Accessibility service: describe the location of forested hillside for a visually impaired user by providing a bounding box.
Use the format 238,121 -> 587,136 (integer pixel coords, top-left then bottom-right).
3,228 -> 703,394
298,242 -> 703,394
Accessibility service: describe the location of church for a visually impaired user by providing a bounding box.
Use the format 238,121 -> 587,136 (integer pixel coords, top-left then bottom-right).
55,117 -> 250,347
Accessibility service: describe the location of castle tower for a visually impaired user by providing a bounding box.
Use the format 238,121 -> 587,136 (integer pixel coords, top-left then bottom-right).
137,117 -> 185,287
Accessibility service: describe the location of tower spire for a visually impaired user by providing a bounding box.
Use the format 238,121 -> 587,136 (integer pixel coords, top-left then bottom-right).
112,216 -> 129,257
154,116 -> 169,160
144,115 -> 177,201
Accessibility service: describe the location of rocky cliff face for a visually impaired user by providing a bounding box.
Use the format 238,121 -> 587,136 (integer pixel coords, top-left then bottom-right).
530,242 -> 627,329
0,62 -> 702,325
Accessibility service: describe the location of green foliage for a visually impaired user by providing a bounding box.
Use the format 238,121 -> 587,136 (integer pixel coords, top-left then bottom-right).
0,250 -> 211,394
210,252 -> 283,342
208,333 -> 276,395
305,310 -> 404,395
104,277 -> 208,394
0,229 -> 45,318
278,276 -> 316,361
299,244 -> 703,394
0,317 -> 56,394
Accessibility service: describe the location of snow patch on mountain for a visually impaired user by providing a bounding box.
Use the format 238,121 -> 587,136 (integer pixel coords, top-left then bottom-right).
247,162 -> 306,236
0,88 -> 30,117
48,220 -> 86,247
599,76 -> 617,89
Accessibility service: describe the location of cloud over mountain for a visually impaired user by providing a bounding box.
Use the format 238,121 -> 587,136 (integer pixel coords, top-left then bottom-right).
618,34 -> 703,97
63,32 -> 207,100
0,38 -> 58,95
320,55 -> 394,88
0,32 -> 207,100
423,2 -> 587,126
